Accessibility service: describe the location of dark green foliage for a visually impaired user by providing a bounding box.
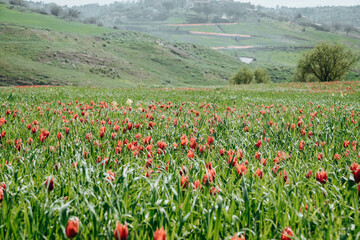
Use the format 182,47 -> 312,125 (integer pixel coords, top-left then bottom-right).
294,42 -> 359,82
254,68 -> 270,83
50,5 -> 62,17
230,66 -> 254,85
9,0 -> 26,7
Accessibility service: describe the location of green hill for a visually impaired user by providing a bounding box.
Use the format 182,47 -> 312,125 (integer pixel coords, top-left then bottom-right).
0,4 -> 242,87
116,19 -> 360,82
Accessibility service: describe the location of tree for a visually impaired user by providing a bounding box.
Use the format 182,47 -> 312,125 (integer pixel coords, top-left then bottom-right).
254,68 -> 270,83
9,0 -> 27,7
230,66 -> 254,85
294,42 -> 358,82
344,25 -> 356,35
66,8 -> 80,19
162,1 -> 174,12
50,5 -> 63,16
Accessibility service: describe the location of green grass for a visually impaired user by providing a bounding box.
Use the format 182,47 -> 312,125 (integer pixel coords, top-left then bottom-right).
0,4 -> 243,87
0,4 -> 114,34
0,82 -> 360,239
115,17 -> 360,82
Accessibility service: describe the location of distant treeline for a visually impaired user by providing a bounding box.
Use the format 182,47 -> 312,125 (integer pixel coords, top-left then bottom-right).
2,0 -> 359,34
263,6 -> 360,33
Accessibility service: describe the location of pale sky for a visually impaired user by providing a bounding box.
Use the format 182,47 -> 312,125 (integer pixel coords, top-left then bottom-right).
28,0 -> 360,8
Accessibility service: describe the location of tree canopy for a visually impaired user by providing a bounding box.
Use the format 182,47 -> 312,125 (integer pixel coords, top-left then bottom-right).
294,42 -> 359,82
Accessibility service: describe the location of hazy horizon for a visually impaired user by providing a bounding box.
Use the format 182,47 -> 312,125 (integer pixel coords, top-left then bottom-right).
26,0 -> 360,8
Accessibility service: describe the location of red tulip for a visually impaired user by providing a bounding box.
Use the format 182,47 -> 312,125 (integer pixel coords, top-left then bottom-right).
260,158 -> 266,166
299,140 -> 305,150
202,174 -> 213,186
352,166 -> 360,183
146,159 -> 153,168
57,132 -> 63,140
45,176 -> 54,191
66,218 -> 79,239
219,149 -> 225,156
306,170 -> 312,179
107,170 -> 115,182
315,170 -> 328,184
154,227 -> 166,240
180,135 -> 188,146
231,234 -> 246,240
254,168 -> 263,179
100,126 -> 106,138
180,176 -> 189,189
236,164 -> 247,177
0,188 -> 3,202
187,150 -> 194,159
193,180 -> 201,190
281,227 -> 294,240
206,162 -> 212,170
114,222 -> 128,240
350,162 -> 359,172
255,140 -> 262,148
210,186 -> 219,196
207,136 -> 214,145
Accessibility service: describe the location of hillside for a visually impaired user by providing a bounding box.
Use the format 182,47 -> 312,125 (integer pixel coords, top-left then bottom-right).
54,1 -> 360,82
116,18 -> 360,82
0,4 -> 242,87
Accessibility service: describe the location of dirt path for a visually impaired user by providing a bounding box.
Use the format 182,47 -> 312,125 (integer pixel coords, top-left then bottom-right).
167,22 -> 238,26
189,31 -> 251,37
211,46 -> 254,50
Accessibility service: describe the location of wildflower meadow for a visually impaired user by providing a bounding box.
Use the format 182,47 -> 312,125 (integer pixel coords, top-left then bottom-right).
0,82 -> 360,239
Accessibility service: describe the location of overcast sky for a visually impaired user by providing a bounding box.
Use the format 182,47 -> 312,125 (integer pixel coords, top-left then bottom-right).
29,0 -> 360,8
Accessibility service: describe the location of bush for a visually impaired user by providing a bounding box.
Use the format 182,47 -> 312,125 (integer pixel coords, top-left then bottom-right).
50,5 -> 63,16
84,17 -> 97,24
254,68 -> 270,83
9,0 -> 27,7
294,42 -> 359,82
230,66 -> 254,85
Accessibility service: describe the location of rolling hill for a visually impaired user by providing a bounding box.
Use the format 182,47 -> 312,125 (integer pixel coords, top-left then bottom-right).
115,17 -> 360,82
0,3 -> 243,87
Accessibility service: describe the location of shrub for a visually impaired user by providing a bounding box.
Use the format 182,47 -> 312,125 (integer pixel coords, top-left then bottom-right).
254,68 -> 270,83
230,66 -> 254,85
50,5 -> 63,17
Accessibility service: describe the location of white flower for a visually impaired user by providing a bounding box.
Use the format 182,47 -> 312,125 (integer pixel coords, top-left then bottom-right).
126,99 -> 133,106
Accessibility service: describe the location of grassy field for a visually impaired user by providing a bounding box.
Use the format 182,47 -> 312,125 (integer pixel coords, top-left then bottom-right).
117,18 -> 360,82
0,81 -> 360,239
0,4 -> 242,87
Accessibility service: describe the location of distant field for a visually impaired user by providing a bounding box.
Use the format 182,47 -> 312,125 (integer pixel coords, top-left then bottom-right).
117,19 -> 360,82
0,4 -> 114,34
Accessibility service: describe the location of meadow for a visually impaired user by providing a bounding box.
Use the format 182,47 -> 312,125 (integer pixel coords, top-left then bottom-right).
0,82 -> 360,239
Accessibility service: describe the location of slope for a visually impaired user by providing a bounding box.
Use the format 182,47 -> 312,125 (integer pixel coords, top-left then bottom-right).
0,4 -> 242,87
